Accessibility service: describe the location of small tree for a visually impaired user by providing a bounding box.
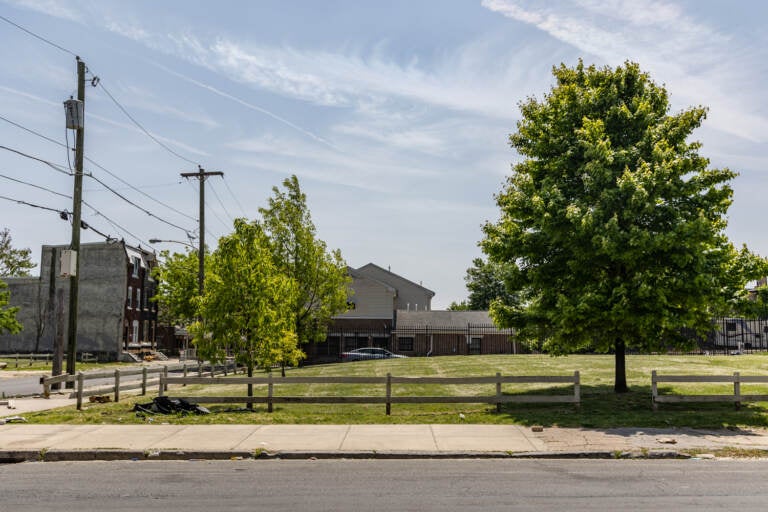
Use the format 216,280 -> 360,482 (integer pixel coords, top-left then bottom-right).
0,279 -> 21,336
259,175 -> 350,375
192,219 -> 300,406
483,60 -> 758,392
0,228 -> 34,277
152,249 -> 201,328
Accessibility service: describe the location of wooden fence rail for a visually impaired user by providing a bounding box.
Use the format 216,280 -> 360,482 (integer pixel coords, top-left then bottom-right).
651,370 -> 768,410
159,371 -> 580,415
40,361 -> 242,410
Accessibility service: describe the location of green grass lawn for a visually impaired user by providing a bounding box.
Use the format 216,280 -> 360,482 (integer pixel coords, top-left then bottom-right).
0,357 -> 123,373
19,354 -> 768,428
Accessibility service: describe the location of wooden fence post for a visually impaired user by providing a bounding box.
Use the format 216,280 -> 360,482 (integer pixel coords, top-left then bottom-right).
386,373 -> 392,416
42,375 -> 50,398
114,369 -> 120,402
267,372 -> 274,413
76,372 -> 84,410
495,372 -> 502,413
651,370 -> 658,411
574,370 -> 581,410
141,367 -> 147,395
158,372 -> 165,397
734,372 -> 741,410
163,366 -> 169,392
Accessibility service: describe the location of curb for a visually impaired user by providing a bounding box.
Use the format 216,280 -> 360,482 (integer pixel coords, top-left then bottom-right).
0,449 -> 691,463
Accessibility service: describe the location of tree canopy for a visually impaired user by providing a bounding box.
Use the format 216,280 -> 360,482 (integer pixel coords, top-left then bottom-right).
152,248 -> 201,327
0,279 -> 22,336
258,175 -> 350,349
482,60 -> 765,392
451,257 -> 517,310
0,228 -> 34,277
192,219 -> 301,404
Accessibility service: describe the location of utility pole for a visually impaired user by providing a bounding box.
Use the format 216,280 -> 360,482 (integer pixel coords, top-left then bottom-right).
65,57 -> 86,383
181,166 -> 223,296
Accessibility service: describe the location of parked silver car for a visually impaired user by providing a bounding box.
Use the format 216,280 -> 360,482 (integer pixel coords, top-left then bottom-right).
340,348 -> 408,361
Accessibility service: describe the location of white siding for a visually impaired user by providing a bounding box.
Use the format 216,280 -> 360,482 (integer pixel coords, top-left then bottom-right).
336,276 -> 395,320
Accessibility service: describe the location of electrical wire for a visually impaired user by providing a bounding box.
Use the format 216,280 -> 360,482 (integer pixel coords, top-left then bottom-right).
0,193 -> 67,214
222,177 -> 247,217
208,181 -> 234,223
0,114 -> 65,148
84,172 -> 194,234
0,113 -> 197,222
97,82 -> 200,166
0,14 -> 78,57
0,141 -> 193,235
0,144 -> 71,175
0,173 -> 71,199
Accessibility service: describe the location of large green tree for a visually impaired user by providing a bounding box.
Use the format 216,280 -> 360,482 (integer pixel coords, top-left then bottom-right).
259,175 -> 350,372
482,60 -> 758,392
192,219 -> 301,405
0,279 -> 22,335
0,228 -> 34,277
453,257 -> 517,310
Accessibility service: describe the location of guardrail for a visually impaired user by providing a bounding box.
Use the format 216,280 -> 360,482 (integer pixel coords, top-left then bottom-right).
41,361 -> 242,410
159,371 -> 580,415
651,370 -> 768,410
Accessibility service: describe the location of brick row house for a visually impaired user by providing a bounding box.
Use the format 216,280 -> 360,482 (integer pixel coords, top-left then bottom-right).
0,241 -> 159,361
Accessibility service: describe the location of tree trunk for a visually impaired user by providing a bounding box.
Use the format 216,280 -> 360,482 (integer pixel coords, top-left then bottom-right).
281,361 -> 286,378
614,339 -> 629,393
247,364 -> 253,410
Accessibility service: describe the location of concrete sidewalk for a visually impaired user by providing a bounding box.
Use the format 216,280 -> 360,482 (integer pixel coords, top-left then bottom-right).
3,396 -> 768,462
3,422 -> 768,462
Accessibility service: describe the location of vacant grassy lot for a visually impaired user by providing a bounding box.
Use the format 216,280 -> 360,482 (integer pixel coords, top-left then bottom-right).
0,357 -> 122,373
20,354 -> 768,428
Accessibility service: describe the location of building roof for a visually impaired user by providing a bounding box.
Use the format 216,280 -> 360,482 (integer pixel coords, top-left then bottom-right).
356,263 -> 435,297
396,310 -> 497,327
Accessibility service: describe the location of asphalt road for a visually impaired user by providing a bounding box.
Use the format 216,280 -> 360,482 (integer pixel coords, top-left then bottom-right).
2,459 -> 768,511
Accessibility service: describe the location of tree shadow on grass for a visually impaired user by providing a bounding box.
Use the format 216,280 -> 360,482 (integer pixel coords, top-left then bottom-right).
497,384 -> 768,430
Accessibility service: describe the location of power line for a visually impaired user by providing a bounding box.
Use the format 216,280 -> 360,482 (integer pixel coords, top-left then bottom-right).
208,180 -> 234,223
84,172 -> 194,235
222,176 -> 247,217
0,113 -> 66,147
0,141 -> 193,235
0,193 -> 67,214
0,14 -> 77,57
0,172 -> 71,199
97,82 -> 200,166
0,144 -> 71,175
0,113 -> 197,222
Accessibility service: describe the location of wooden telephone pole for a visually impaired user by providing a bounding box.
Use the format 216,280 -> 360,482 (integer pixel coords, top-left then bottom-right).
181,166 -> 223,295
65,57 -> 86,383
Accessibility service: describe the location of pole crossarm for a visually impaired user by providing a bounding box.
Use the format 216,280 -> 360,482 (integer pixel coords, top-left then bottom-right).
181,167 -> 224,296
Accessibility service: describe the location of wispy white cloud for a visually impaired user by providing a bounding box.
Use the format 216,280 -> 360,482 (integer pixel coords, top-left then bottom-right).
6,0 -> 83,22
481,0 -> 768,144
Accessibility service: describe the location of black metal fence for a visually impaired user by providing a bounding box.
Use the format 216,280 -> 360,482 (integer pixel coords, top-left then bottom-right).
305,318 -> 768,362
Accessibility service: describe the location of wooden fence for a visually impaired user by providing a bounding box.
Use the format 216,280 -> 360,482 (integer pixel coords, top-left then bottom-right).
41,362 -> 242,410
652,370 -> 768,410
159,371 -> 581,415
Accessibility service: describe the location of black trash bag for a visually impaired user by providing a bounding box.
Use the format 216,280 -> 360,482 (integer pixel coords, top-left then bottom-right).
132,396 -> 209,415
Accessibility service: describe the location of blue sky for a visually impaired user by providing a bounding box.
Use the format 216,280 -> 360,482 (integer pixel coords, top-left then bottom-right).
1,0 -> 766,308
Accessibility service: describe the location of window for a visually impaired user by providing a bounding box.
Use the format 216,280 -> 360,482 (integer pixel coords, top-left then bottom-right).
132,321 -> 139,343
127,286 -> 133,309
469,337 -> 481,355
398,336 -> 414,352
137,288 -> 142,310
132,256 -> 141,278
